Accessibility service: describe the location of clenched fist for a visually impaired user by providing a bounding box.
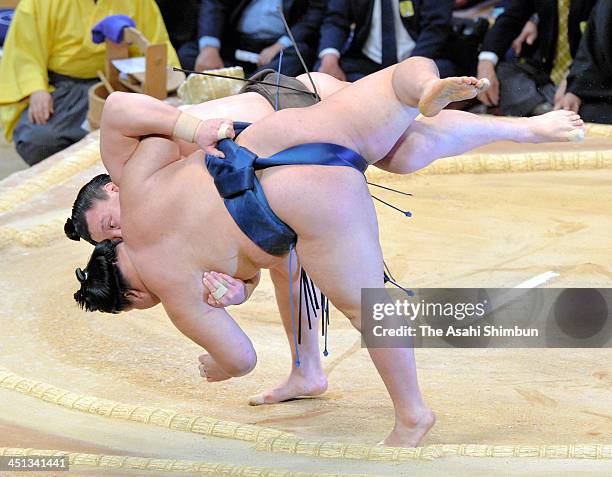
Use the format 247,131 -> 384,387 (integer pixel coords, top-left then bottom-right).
203,271 -> 248,307
195,118 -> 235,157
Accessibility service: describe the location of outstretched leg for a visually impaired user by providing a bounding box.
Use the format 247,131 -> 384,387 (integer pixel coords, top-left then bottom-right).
249,251 -> 328,405
290,71 -> 583,175
237,57 -> 488,164
376,109 -> 586,174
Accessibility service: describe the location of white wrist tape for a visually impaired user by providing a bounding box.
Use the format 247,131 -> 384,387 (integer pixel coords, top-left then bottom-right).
217,123 -> 231,141
173,112 -> 202,143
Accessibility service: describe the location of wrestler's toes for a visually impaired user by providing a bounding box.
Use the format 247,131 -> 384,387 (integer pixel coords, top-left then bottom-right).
248,373 -> 328,406
248,391 -> 289,406
567,128 -> 585,142
248,388 -> 296,406
248,394 -> 266,406
476,78 -> 491,91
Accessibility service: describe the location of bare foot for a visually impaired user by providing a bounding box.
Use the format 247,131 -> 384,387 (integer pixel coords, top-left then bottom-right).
418,77 -> 490,117
524,110 -> 586,143
380,409 -> 436,448
248,369 -> 328,405
198,353 -> 232,382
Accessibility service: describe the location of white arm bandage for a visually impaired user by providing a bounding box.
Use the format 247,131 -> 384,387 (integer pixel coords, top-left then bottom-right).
173,112 -> 203,143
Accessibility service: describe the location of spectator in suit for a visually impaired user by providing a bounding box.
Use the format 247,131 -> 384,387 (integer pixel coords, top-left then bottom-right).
556,0 -> 612,124
317,0 -> 455,82
180,0 -> 326,76
477,0 -> 597,117
155,0 -> 201,68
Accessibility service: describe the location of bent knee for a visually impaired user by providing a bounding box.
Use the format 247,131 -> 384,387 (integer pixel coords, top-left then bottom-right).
227,351 -> 257,377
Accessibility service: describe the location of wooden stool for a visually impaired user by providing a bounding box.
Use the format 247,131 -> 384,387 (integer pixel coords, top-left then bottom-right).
105,27 -> 167,100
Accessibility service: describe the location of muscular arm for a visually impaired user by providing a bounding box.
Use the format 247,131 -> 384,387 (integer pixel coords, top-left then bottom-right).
100,92 -> 182,184
100,92 -> 231,185
99,74 -> 345,186
161,274 -> 257,377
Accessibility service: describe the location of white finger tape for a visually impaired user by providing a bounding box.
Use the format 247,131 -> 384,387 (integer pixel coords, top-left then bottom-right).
217,123 -> 231,141
212,284 -> 229,300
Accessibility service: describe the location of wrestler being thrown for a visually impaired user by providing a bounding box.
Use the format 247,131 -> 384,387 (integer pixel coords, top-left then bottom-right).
70,57 -> 585,447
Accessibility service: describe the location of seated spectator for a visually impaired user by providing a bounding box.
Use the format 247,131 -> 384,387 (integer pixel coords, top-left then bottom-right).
557,0 -> 612,124
317,0 -> 455,82
155,0 -> 201,67
0,0 -> 179,166
477,0 -> 597,117
181,0 -> 325,76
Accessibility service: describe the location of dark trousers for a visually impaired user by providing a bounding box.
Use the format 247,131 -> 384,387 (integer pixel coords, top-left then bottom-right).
320,51 -> 457,83
497,60 -> 556,117
13,72 -> 96,166
579,101 -> 612,125
178,37 -> 316,77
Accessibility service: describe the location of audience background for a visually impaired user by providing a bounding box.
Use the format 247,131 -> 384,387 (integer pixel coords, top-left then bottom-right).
0,0 -> 178,166
178,0 -> 327,77
0,0 -> 610,168
477,0 -> 598,117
